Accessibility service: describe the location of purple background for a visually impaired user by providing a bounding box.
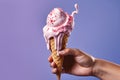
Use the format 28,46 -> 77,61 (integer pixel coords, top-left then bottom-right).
0,0 -> 120,80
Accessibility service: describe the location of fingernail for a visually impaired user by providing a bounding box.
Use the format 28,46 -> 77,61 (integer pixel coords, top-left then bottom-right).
57,51 -> 59,56
58,51 -> 64,55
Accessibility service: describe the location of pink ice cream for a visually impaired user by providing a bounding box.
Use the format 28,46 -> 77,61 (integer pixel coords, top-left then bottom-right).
43,4 -> 78,51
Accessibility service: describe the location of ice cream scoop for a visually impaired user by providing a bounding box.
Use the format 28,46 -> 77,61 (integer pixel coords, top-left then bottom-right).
43,4 -> 78,52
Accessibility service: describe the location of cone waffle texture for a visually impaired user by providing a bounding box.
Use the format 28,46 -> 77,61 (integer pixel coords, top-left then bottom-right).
49,34 -> 68,80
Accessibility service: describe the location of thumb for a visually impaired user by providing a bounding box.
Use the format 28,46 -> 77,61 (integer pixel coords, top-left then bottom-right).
59,48 -> 79,56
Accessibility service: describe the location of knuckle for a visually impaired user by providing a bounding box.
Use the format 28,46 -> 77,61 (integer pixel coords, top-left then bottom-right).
65,48 -> 70,53
51,62 -> 54,67
74,48 -> 80,52
52,68 -> 57,74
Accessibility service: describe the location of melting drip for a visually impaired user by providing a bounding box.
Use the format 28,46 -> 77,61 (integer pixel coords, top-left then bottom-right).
71,4 -> 79,17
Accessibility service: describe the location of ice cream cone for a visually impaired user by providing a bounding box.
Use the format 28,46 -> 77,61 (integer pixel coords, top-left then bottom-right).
43,3 -> 78,80
49,34 -> 68,80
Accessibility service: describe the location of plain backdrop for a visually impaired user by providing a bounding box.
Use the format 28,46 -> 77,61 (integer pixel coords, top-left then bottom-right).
0,0 -> 120,80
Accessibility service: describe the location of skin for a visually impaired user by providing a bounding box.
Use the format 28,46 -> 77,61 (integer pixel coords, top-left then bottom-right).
48,48 -> 120,80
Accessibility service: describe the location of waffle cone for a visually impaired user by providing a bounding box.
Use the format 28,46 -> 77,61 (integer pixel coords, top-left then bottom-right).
49,34 -> 68,80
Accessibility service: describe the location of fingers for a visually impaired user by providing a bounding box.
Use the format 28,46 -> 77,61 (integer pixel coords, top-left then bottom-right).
48,55 -> 58,74
50,62 -> 58,74
50,62 -> 56,68
48,55 -> 53,63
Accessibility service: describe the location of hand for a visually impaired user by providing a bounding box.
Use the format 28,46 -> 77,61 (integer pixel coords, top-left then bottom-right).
48,48 -> 95,76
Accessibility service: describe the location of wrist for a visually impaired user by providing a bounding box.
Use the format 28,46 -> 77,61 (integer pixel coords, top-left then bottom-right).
91,58 -> 105,79
90,56 -> 97,76
91,58 -> 120,80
